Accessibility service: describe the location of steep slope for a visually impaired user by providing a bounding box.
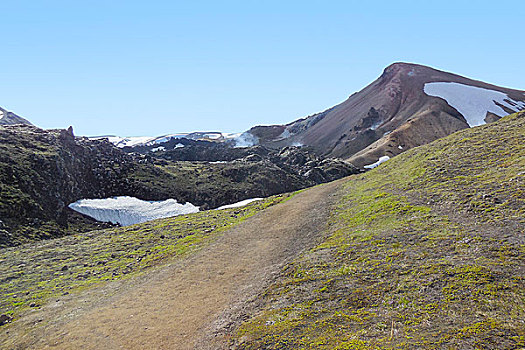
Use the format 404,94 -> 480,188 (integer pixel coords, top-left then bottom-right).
248,63 -> 525,167
233,111 -> 525,349
0,107 -> 32,126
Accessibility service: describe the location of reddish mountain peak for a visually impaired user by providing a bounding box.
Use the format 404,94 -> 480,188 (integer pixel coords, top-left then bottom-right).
249,63 -> 525,168
383,61 -> 418,72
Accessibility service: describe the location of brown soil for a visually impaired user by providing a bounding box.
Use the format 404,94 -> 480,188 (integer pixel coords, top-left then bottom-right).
2,179 -> 345,350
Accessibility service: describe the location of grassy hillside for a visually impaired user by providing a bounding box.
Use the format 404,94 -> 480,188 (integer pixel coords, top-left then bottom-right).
0,194 -> 289,324
234,112 -> 525,349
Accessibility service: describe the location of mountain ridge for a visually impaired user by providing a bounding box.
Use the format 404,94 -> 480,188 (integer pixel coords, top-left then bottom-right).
77,63 -> 525,169
0,107 -> 32,126
245,62 -> 525,166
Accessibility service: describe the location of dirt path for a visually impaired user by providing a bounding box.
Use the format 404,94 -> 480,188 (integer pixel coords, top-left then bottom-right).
7,179 -> 344,349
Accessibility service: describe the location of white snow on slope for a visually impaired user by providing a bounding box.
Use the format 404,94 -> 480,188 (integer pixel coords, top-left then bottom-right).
277,128 -> 291,140
96,136 -> 163,148
69,196 -> 199,226
0,111 -> 4,120
232,132 -> 258,148
424,82 -> 525,127
216,198 -> 263,210
364,156 -> 390,169
92,131 -> 252,148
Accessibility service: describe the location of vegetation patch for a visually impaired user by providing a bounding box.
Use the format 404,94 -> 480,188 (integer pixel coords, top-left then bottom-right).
0,194 -> 289,323
234,112 -> 525,349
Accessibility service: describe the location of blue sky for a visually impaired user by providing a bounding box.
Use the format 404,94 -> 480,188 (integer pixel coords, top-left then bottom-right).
0,0 -> 523,136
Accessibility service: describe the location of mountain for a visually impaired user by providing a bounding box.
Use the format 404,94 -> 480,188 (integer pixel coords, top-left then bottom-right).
0,107 -> 32,126
245,63 -> 525,167
0,124 -> 357,247
91,131 -> 251,148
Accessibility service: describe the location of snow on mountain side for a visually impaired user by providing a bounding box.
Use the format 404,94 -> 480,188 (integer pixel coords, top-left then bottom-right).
243,63 -> 525,168
424,82 -> 525,127
69,196 -> 199,226
363,156 -> 390,169
92,131 -> 253,148
0,106 -> 32,126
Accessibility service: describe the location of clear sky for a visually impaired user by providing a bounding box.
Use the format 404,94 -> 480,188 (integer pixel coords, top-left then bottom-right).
0,0 -> 523,136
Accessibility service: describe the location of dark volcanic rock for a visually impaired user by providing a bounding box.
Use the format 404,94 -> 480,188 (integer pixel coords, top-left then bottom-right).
0,314 -> 12,325
0,125 -> 358,247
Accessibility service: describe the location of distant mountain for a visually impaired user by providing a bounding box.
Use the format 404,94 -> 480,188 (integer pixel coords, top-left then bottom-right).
245,63 -> 525,167
0,106 -> 32,126
91,131 -> 256,148
7,63 -> 524,170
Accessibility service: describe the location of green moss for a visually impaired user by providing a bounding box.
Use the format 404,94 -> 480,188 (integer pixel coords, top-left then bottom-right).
234,113 -> 525,349
0,193 -> 290,323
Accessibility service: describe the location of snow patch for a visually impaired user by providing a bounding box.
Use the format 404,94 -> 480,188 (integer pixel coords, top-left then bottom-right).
93,132 -> 234,148
216,198 -> 263,210
93,136 -> 161,148
233,132 -> 258,148
277,128 -> 291,139
69,196 -> 199,226
398,145 -> 403,150
93,130 -> 263,149
424,82 -> 525,127
0,111 -> 4,120
174,143 -> 185,149
370,121 -> 382,131
364,156 -> 390,169
150,146 -> 165,152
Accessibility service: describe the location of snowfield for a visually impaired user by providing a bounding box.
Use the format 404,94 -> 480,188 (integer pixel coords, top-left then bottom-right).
364,156 -> 390,169
424,82 -> 525,127
69,196 -> 199,226
216,198 -> 263,210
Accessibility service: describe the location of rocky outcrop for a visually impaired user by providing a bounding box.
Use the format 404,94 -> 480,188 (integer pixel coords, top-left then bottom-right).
0,126 -> 359,247
125,139 -> 359,190
0,124 -> 138,246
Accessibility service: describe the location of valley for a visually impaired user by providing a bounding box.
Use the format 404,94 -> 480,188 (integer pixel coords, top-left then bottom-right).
0,63 -> 524,349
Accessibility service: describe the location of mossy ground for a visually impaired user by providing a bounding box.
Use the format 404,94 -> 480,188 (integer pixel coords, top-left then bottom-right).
234,112 -> 525,349
0,194 -> 289,323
